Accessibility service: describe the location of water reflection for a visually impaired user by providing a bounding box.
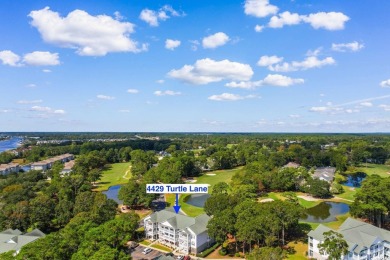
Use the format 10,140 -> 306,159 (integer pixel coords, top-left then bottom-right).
186,194 -> 211,208
342,172 -> 366,187
301,202 -> 349,223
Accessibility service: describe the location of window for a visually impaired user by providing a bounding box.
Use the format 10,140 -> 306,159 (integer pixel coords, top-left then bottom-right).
309,250 -> 313,256
310,243 -> 313,247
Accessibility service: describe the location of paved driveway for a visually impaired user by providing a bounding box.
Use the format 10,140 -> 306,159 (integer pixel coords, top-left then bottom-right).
131,245 -> 163,260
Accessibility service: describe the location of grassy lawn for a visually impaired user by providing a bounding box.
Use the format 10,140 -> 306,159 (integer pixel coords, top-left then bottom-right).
140,240 -> 151,246
336,185 -> 358,201
151,243 -> 172,252
286,241 -> 308,260
196,167 -> 243,193
93,162 -> 131,191
352,163 -> 390,178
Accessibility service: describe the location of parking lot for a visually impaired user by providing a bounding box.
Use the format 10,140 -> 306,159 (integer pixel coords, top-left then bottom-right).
130,245 -> 163,260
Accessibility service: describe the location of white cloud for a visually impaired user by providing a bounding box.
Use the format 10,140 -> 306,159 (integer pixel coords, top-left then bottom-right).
54,109 -> 66,114
257,55 -> 283,66
267,11 -> 349,31
332,41 -> 364,52
127,89 -> 139,94
17,100 -> 43,104
226,74 -> 304,89
119,109 -> 130,113
42,69 -> 52,73
202,32 -> 230,49
268,11 -> 302,28
345,109 -> 360,114
269,56 -> 335,72
360,102 -> 373,107
289,114 -> 300,118
208,93 -> 257,101
262,74 -> 304,86
168,58 -> 253,85
380,79 -> 390,88
139,5 -> 183,27
31,106 -> 51,112
29,7 -> 146,56
23,51 -> 60,66
306,47 -> 322,57
0,50 -> 21,66
309,106 -> 341,113
379,104 -> 390,111
254,25 -> 264,32
156,79 -> 165,84
97,94 -> 115,100
26,83 -> 37,88
154,90 -> 181,96
0,109 -> 11,113
244,0 -> 279,18
303,12 -> 350,30
165,39 -> 181,50
189,40 -> 200,51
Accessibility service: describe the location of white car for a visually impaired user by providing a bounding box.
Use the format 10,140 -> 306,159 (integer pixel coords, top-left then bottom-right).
142,248 -> 152,254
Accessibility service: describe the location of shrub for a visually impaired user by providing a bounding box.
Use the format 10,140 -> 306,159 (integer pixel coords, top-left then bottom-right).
196,243 -> 220,258
219,248 -> 227,256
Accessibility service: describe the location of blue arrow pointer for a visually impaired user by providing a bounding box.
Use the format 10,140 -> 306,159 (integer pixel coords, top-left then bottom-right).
173,193 -> 181,214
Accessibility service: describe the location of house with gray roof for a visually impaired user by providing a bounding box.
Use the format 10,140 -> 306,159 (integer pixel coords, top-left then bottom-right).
313,167 -> 336,183
144,207 -> 213,255
0,228 -> 45,255
308,217 -> 390,259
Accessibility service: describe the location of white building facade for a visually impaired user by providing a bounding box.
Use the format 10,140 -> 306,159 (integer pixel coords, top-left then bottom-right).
144,208 -> 212,254
308,218 -> 390,260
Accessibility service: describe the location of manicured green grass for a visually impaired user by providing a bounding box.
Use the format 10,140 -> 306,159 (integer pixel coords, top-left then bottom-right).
352,163 -> 390,178
151,243 -> 172,252
180,194 -> 205,217
297,198 -> 321,209
140,240 -> 151,246
93,162 -> 131,191
336,185 -> 358,201
196,167 -> 243,193
286,241 -> 308,260
323,212 -> 350,230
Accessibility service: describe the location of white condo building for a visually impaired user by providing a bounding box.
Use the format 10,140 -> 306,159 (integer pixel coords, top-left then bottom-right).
144,208 -> 213,254
308,217 -> 390,259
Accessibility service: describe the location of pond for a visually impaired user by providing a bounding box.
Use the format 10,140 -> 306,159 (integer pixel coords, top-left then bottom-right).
102,185 -> 123,204
300,202 -> 350,223
185,194 -> 211,208
342,172 -> 367,187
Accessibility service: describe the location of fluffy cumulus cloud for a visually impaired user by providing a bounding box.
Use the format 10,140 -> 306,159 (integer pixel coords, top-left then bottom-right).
254,25 -> 264,32
29,7 -> 147,56
226,74 -> 304,89
127,89 -> 139,94
0,50 -> 21,66
332,41 -> 364,52
268,11 -> 302,28
257,55 -> 283,66
269,56 -> 335,72
0,50 -> 60,67
23,51 -> 60,66
244,0 -> 278,18
154,90 -> 181,96
168,58 -> 253,85
139,5 -> 184,27
202,32 -> 230,49
165,39 -> 181,50
97,94 -> 115,100
380,79 -> 390,88
268,11 -> 349,30
208,93 -> 257,101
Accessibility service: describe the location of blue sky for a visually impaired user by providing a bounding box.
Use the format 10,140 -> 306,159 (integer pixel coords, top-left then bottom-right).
1,0 -> 390,132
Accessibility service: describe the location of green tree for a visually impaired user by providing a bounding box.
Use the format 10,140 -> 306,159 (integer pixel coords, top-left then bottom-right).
318,230 -> 349,260
247,247 -> 284,260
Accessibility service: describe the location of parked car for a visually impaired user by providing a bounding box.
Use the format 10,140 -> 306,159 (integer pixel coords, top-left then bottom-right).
143,248 -> 152,254
177,255 -> 184,260
184,256 -> 191,260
